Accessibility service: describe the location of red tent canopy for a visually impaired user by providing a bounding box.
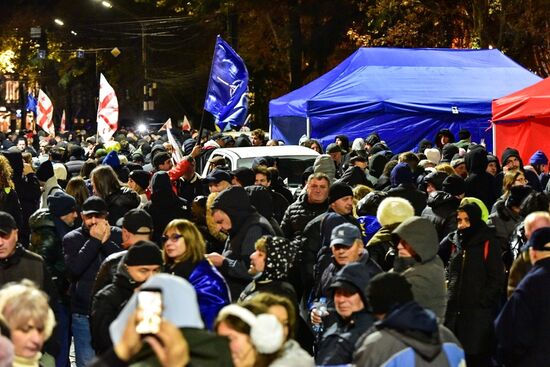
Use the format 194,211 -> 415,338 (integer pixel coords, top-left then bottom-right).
492,76 -> 549,163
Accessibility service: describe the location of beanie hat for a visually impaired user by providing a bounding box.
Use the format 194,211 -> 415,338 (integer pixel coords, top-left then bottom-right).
153,151 -> 171,169
36,160 -> 54,182
451,155 -> 465,169
501,147 -> 521,166
418,139 -> 433,153
329,182 -> 353,204
441,144 -> 459,163
390,162 -> 414,187
326,143 -> 342,154
125,240 -> 163,266
313,154 -> 336,183
424,148 -> 441,165
442,174 -> 465,196
231,167 -> 255,187
377,197 -> 414,227
365,133 -> 381,147
129,170 -> 151,190
506,185 -> 533,209
47,191 -> 76,217
529,150 -> 548,166
367,272 -> 414,314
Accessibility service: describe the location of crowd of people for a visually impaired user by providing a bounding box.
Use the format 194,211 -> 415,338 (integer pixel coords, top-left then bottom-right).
0,125 -> 549,367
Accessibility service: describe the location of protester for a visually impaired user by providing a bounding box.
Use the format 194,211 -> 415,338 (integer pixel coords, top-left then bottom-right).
353,272 -> 465,366
90,241 -> 162,354
162,219 -> 230,330
63,196 -> 123,367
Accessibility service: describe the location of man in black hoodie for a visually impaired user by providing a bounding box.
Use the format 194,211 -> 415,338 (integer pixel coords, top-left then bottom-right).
464,145 -> 498,210
206,186 -> 275,299
353,272 -> 465,366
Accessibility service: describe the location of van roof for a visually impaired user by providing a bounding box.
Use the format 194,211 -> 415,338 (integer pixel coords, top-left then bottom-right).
217,145 -> 320,159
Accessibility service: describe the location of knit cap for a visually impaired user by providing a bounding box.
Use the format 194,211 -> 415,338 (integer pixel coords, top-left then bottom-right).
47,191 -> 76,217
376,197 -> 414,227
329,182 -> 353,204
36,160 -> 54,182
529,150 -> 548,166
125,240 -> 163,266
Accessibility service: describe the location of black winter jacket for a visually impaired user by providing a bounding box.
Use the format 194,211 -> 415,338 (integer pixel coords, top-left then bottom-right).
63,225 -> 123,314
421,191 -> 460,242
281,193 -> 328,241
387,184 -> 427,215
444,223 -> 505,355
105,187 -> 141,225
464,146 -> 498,210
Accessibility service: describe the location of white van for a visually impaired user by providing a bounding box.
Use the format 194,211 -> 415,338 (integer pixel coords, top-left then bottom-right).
201,145 -> 319,190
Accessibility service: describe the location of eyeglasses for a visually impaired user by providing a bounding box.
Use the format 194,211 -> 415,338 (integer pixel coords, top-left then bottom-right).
161,234 -> 183,243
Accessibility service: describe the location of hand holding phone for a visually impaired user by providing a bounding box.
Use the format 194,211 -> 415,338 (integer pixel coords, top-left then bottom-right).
136,288 -> 163,335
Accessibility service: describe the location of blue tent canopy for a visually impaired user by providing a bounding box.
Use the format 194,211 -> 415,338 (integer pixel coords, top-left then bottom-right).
269,48 -> 541,153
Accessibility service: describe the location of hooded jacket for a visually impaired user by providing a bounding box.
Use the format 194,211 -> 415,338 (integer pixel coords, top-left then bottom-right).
211,186 -> 275,299
354,301 -> 465,367
238,236 -> 297,304
421,191 -> 460,242
464,146 -> 497,209
387,164 -> 427,215
245,185 -> 285,235
144,171 -> 188,244
393,217 -> 447,321
444,203 -> 504,355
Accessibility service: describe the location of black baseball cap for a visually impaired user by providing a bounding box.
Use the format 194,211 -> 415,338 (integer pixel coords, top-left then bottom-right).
204,169 -> 232,184
82,196 -> 108,215
122,209 -> 153,235
0,212 -> 17,235
526,227 -> 550,251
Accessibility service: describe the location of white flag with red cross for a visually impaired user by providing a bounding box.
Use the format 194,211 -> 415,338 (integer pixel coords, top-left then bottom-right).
37,89 -> 54,136
97,73 -> 119,142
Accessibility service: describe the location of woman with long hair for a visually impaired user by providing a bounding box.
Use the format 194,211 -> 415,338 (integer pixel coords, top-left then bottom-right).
90,165 -> 140,225
0,155 -> 22,230
163,219 -> 230,330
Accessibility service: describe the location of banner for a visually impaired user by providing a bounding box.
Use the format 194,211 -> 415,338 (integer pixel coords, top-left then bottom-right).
97,73 -> 119,142
203,35 -> 249,131
37,89 -> 54,135
60,109 -> 66,133
164,118 -> 184,163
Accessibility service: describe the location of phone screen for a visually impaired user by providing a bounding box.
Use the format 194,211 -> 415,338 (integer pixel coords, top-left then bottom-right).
135,289 -> 163,335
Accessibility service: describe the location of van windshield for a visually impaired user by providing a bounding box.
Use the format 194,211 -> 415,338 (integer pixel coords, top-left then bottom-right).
237,156 -> 316,187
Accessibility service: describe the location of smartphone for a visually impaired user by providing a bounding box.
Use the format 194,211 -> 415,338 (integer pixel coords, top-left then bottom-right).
135,288 -> 163,335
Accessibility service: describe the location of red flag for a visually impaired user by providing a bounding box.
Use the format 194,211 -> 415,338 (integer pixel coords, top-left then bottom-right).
60,109 -> 66,133
159,118 -> 172,131
182,115 -> 191,131
37,89 -> 54,135
97,73 -> 118,142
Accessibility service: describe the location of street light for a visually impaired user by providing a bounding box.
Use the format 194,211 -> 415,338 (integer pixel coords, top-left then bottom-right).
54,18 -> 65,26
102,1 -> 113,8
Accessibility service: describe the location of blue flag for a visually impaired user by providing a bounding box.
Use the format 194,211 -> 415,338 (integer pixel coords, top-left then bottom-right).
26,93 -> 37,114
204,36 -> 249,130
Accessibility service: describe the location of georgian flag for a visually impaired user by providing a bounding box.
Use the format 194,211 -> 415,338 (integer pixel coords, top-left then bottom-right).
37,89 -> 54,135
97,74 -> 119,142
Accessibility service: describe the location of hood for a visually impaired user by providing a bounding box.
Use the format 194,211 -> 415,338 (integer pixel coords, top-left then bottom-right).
440,144 -> 458,163
102,150 -> 121,169
335,135 -> 350,151
260,236 -> 296,281
151,171 -> 172,194
377,301 -> 441,360
313,154 -> 336,182
1,150 -> 23,179
423,171 -> 448,191
390,163 -> 414,187
393,217 -> 438,262
464,145 -> 488,173
351,138 -> 365,151
245,185 -> 274,219
330,262 -> 371,306
368,153 -> 388,179
501,147 -> 524,168
110,274 -> 204,345
320,212 -> 349,247
426,191 -> 459,209
338,166 -> 368,187
211,186 -> 256,234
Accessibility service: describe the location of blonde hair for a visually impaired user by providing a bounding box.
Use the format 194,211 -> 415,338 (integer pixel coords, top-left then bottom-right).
163,219 -> 205,264
502,169 -> 524,197
435,163 -> 456,176
0,280 -> 55,339
0,156 -> 14,189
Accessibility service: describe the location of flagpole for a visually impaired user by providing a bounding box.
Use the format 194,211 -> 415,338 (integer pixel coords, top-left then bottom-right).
197,35 -> 221,148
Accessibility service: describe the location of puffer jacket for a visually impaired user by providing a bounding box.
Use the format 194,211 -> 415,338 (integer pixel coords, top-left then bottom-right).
393,217 -> 447,321
281,193 -> 328,241
421,191 -> 460,242
104,187 -> 140,225
487,199 -> 522,269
